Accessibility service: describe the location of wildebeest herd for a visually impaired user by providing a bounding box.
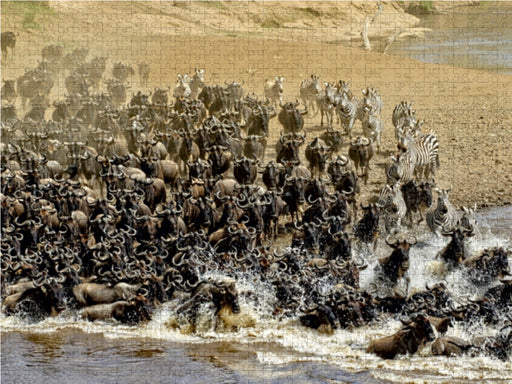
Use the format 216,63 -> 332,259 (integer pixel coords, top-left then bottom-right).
1,41 -> 510,361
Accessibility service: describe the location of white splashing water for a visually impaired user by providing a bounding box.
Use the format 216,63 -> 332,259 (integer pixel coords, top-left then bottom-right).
1,206 -> 511,382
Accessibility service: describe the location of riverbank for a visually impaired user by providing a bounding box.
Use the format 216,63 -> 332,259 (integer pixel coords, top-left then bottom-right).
2,1 -> 511,208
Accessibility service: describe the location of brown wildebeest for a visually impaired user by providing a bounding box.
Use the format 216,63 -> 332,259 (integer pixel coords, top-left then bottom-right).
431,336 -> 473,357
366,313 -> 436,359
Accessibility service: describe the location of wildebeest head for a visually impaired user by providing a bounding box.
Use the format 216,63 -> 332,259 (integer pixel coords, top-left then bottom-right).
278,100 -> 307,133
233,156 -> 259,185
379,235 -> 416,283
353,202 -> 380,246
403,313 -> 437,342
367,312 -> 436,359
219,281 -> 240,314
438,222 -> 474,266
261,160 -> 284,191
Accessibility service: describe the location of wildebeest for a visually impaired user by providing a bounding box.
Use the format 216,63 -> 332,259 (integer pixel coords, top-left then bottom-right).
224,80 -> 244,111
151,87 -> 169,105
400,180 -> 433,224
353,202 -> 380,250
320,128 -> 344,154
348,136 -> 374,185
300,303 -> 340,333
1,31 -> 18,59
112,62 -> 135,83
464,246 -> 511,285
431,336 -> 473,357
233,156 -> 258,185
436,221 -> 474,268
41,44 -> 64,62
305,137 -> 331,177
1,80 -> 16,104
366,313 -> 436,359
72,282 -> 140,306
276,133 -> 305,165
81,296 -> 152,324
376,235 -> 416,288
278,100 -> 307,133
175,279 -> 241,331
3,279 -> 67,322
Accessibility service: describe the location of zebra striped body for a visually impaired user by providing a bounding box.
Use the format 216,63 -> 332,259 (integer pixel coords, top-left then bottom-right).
393,101 -> 417,145
190,68 -> 205,100
362,106 -> 384,153
173,74 -> 191,99
362,88 -> 383,116
336,94 -> 364,139
300,75 -> 321,116
317,82 -> 336,128
386,156 -> 401,185
426,189 -> 458,234
264,76 -> 284,108
459,205 -> 478,234
396,133 -> 440,183
378,183 -> 407,232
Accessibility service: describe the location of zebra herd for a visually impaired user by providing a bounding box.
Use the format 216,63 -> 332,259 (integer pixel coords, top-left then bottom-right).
292,74 -> 463,236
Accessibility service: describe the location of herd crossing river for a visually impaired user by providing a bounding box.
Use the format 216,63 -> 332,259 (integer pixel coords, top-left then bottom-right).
2,4 -> 512,384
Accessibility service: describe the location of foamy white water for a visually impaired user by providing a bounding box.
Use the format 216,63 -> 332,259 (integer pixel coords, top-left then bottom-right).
2,206 -> 511,383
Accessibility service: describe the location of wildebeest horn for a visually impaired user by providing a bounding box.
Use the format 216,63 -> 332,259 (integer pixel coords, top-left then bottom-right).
386,235 -> 399,247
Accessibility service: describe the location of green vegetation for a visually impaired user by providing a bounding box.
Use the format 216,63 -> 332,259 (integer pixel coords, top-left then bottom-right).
418,1 -> 434,14
404,1 -> 436,16
3,1 -> 57,31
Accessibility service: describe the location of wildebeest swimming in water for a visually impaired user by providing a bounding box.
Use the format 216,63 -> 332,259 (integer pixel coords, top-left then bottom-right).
366,313 -> 436,359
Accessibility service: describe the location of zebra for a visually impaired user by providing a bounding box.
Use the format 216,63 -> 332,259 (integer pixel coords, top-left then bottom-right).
426,188 -> 458,234
386,155 -> 401,185
362,105 -> 384,153
264,76 -> 284,109
137,61 -> 150,87
378,183 -> 407,233
316,82 -> 336,128
393,101 -> 417,144
173,74 -> 191,99
334,80 -> 351,125
362,87 -> 383,116
300,75 -> 321,116
335,93 -> 365,139
395,132 -> 440,183
335,80 -> 352,98
459,205 -> 478,234
190,68 -> 205,100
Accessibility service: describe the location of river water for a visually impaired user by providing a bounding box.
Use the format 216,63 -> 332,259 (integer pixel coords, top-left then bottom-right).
387,2 -> 512,75
2,205 -> 511,384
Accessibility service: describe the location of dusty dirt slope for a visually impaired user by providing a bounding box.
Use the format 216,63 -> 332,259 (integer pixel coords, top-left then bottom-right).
2,1 -> 511,208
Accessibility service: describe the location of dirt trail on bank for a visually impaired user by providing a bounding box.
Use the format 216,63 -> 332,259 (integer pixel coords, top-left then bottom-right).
2,1 -> 511,208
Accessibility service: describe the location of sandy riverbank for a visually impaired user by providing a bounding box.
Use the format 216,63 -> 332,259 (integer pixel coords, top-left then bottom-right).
2,1 -> 511,208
